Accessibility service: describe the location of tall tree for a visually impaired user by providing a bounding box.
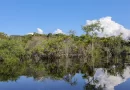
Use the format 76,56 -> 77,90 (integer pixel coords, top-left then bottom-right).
82,21 -> 104,68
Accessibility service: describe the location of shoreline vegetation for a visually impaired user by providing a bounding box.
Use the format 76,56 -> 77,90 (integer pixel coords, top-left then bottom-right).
0,22 -> 130,64
1,22 -> 130,89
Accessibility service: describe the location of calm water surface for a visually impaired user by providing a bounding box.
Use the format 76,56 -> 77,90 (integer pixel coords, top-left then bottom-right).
0,58 -> 130,90
0,67 -> 130,90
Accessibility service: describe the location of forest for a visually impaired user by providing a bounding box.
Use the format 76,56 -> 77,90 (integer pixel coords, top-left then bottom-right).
0,22 -> 130,65
0,21 -> 130,90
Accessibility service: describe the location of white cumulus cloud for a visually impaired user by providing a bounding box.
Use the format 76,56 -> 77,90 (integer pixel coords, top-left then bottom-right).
27,28 -> 43,35
86,16 -> 130,39
54,29 -> 64,34
37,28 -> 43,34
27,33 -> 34,35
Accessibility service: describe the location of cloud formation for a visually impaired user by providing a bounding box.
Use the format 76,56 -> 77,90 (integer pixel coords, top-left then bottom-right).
86,16 -> 130,39
37,28 -> 43,34
27,28 -> 43,35
54,29 -> 64,34
27,33 -> 34,35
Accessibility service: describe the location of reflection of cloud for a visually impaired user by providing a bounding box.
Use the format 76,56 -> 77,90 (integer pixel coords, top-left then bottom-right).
87,67 -> 130,90
54,29 -> 64,34
86,16 -> 130,39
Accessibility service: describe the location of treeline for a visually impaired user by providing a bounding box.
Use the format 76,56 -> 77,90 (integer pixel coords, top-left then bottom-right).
0,22 -> 130,64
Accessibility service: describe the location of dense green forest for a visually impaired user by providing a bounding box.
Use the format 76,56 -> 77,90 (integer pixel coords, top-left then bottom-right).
0,22 -> 130,65
0,22 -> 130,90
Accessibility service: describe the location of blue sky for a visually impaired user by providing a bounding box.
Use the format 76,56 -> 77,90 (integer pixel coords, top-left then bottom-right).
0,0 -> 130,35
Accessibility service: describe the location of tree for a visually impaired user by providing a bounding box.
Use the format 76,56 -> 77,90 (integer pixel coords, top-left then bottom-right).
82,21 -> 104,68
47,33 -> 53,38
0,32 -> 8,39
68,30 -> 76,37
82,21 -> 103,36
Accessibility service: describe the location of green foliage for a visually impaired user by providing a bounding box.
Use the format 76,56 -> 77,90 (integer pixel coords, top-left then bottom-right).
0,32 -> 8,39
0,22 -> 130,90
0,39 -> 25,64
82,21 -> 103,36
0,22 -> 129,64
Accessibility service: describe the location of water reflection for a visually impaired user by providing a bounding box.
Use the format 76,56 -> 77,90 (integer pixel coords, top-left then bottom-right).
0,58 -> 130,90
84,66 -> 130,90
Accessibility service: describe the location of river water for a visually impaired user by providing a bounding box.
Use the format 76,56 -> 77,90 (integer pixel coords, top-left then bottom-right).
0,58 -> 130,90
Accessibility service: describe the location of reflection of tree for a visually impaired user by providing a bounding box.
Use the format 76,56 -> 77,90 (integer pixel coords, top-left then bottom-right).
83,63 -> 127,90
0,57 -> 129,90
83,68 -> 104,90
107,64 -> 125,77
63,74 -> 77,86
84,84 -> 104,90
0,61 -> 45,82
